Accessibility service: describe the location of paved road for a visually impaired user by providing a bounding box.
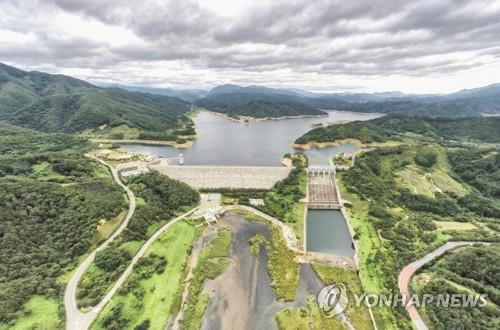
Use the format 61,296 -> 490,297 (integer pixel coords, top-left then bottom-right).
398,241 -> 491,330
64,157 -> 136,330
64,157 -> 196,330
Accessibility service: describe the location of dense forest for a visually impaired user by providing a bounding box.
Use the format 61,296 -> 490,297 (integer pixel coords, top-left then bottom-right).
0,63 -> 193,139
76,171 -> 199,308
295,115 -> 500,144
195,92 -> 327,119
336,90 -> 500,117
339,144 -> 499,327
0,127 -> 125,323
419,244 -> 500,329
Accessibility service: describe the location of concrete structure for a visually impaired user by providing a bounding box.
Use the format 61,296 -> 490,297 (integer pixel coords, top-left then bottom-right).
203,206 -> 224,224
151,165 -> 291,189
249,198 -> 265,206
120,167 -> 149,178
307,166 -> 341,209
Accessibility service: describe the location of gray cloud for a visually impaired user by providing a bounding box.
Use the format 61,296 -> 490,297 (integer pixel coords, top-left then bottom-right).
1,0 -> 500,92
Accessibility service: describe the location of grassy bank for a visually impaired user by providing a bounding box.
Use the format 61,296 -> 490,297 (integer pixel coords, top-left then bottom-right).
235,208 -> 300,301
338,178 -> 402,329
91,220 -> 201,329
267,227 -> 300,301
312,263 -> 374,330
76,172 -> 199,309
0,296 -> 61,330
275,296 -> 347,329
181,228 -> 233,329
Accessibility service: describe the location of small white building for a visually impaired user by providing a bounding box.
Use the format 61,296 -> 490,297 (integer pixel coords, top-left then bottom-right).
249,198 -> 265,206
203,206 -> 224,224
121,167 -> 149,178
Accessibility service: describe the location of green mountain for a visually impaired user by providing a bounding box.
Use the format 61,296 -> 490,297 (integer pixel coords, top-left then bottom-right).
195,86 -> 330,118
295,115 -> 500,144
197,83 -> 500,118
336,84 -> 500,117
0,63 -> 193,135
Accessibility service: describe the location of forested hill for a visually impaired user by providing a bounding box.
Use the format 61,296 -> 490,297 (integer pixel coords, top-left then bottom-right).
334,83 -> 500,117
0,63 -> 193,135
195,90 -> 328,119
195,83 -> 500,118
295,115 -> 500,144
337,95 -> 500,117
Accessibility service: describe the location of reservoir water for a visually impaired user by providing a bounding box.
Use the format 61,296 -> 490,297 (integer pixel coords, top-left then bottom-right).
120,110 -> 382,166
306,209 -> 355,256
121,110 -> 370,256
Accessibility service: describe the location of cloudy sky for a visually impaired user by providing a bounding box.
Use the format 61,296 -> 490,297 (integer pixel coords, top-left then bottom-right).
2,0 -> 500,93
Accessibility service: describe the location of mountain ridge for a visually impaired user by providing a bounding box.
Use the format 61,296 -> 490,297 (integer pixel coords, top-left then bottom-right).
0,63 -> 193,136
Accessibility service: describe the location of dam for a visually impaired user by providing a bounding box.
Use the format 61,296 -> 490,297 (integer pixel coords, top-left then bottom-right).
150,163 -> 291,189
305,166 -> 355,257
307,166 -> 341,209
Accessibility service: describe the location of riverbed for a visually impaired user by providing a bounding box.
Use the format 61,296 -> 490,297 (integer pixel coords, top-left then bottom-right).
201,212 -> 326,330
120,110 -> 382,166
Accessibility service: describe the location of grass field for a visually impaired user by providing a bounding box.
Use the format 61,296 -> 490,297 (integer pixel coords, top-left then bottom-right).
312,263 -> 374,330
395,146 -> 467,198
0,296 -> 61,330
267,226 -> 300,301
31,161 -> 65,181
434,221 -> 477,231
289,202 -> 306,247
396,166 -> 436,197
92,210 -> 128,246
92,220 -> 200,329
275,295 -> 347,330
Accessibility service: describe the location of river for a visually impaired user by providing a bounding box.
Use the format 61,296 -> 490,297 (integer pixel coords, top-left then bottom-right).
119,110 -> 382,166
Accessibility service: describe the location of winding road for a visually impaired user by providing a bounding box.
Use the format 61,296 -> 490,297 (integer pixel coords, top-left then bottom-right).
398,241 -> 491,330
64,157 -> 197,330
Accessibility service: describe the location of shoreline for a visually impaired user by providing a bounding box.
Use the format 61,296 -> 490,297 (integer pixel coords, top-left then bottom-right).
199,108 -> 329,124
293,138 -> 400,150
90,138 -> 193,148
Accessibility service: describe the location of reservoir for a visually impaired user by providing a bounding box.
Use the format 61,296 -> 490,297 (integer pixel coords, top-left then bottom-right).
120,110 -> 382,166
306,209 -> 355,257
121,109 -> 367,257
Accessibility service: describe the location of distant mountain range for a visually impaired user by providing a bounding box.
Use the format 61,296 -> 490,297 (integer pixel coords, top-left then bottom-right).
194,83 -> 500,118
0,63 -> 192,135
97,83 -> 208,102
1,63 -> 499,135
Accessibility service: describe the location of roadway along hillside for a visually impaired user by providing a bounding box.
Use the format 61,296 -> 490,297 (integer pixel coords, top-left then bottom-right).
64,156 -> 197,330
398,241 -> 491,330
64,157 -> 137,330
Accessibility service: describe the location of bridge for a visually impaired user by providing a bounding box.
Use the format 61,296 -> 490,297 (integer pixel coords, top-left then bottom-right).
307,166 -> 341,209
